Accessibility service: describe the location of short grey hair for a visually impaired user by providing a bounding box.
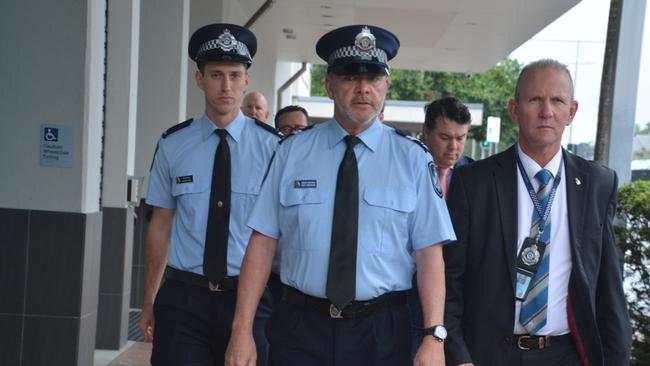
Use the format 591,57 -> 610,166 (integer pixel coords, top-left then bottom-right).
514,59 -> 574,101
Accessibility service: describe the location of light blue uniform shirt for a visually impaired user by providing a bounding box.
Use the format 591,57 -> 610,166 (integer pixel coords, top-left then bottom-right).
147,112 -> 280,276
248,119 -> 456,300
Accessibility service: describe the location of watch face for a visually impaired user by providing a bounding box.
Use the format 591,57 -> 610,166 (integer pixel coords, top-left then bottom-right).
434,326 -> 447,340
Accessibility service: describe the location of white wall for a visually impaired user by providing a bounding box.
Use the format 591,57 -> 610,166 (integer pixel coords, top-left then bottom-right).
103,0 -> 140,208
0,0 -> 105,213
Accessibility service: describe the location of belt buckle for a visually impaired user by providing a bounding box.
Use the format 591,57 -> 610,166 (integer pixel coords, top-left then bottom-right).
517,335 -> 531,350
209,281 -> 224,292
329,304 -> 344,319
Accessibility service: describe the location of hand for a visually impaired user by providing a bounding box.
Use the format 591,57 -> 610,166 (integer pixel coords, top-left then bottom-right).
413,336 -> 445,366
225,330 -> 257,366
139,304 -> 155,342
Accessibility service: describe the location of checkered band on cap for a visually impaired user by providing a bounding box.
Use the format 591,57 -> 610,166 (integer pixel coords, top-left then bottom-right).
197,29 -> 251,59
327,46 -> 388,65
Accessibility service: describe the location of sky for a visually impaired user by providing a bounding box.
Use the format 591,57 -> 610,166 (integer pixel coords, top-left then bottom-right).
509,0 -> 650,144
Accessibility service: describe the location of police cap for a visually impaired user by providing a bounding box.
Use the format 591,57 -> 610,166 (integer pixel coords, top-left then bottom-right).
316,25 -> 399,76
188,23 -> 257,67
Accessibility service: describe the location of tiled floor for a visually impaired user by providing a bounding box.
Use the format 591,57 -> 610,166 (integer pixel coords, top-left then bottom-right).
128,310 -> 145,342
94,342 -> 151,366
94,309 -> 150,366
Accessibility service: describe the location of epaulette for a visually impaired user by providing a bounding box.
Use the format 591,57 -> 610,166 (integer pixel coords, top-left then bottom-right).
254,119 -> 282,138
162,118 -> 193,139
394,128 -> 429,153
279,124 -> 315,144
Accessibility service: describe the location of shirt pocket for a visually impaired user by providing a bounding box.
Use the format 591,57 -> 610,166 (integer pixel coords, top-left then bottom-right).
279,186 -> 329,250
171,177 -> 210,232
362,187 -> 417,254
232,183 -> 261,234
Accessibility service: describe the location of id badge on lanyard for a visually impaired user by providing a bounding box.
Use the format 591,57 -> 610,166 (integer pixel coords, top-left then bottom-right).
513,146 -> 562,301
515,237 -> 547,301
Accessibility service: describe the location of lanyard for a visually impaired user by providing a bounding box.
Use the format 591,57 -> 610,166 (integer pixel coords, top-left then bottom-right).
515,146 -> 563,239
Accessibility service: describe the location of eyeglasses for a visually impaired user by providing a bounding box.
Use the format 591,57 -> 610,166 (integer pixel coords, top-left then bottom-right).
278,125 -> 308,136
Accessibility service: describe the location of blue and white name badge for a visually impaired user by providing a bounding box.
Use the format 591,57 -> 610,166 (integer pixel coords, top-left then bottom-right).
176,175 -> 193,184
294,179 -> 317,189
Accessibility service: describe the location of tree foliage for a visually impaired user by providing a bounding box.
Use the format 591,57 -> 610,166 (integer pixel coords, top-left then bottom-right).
615,180 -> 650,365
310,59 -> 523,149
311,64 -> 328,97
636,121 -> 650,135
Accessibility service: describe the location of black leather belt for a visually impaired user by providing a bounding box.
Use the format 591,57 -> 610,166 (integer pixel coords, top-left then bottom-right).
282,285 -> 407,319
165,266 -> 238,292
513,334 -> 572,350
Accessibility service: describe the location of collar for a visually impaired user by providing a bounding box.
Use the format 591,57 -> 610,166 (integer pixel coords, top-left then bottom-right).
199,111 -> 246,143
517,143 -> 563,181
327,118 -> 382,152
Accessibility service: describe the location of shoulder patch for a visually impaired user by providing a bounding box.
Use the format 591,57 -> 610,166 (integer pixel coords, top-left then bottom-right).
428,161 -> 444,198
254,119 -> 282,138
279,124 -> 315,144
394,128 -> 429,153
162,118 -> 193,139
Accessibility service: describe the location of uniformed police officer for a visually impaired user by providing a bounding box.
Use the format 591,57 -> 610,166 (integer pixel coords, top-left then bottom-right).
140,23 -> 281,366
225,25 -> 455,366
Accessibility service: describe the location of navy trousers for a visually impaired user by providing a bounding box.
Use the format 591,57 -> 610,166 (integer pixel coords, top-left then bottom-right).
407,275 -> 424,361
267,297 -> 411,366
264,272 -> 282,342
151,278 -> 272,366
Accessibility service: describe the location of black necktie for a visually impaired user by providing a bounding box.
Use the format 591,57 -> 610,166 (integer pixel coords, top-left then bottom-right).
326,135 -> 360,310
204,129 -> 231,284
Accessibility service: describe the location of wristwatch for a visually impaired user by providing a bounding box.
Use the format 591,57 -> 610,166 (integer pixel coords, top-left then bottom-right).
423,325 -> 447,342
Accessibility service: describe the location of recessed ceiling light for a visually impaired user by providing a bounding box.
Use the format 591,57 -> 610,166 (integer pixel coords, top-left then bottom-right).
282,28 -> 294,34
321,14 -> 333,18
320,5 -> 332,9
286,34 -> 296,39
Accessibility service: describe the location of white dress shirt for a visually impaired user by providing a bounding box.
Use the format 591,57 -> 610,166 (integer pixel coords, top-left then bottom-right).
514,145 -> 571,335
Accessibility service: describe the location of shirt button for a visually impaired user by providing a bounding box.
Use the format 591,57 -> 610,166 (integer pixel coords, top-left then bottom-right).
503,336 -> 511,344
217,201 -> 223,207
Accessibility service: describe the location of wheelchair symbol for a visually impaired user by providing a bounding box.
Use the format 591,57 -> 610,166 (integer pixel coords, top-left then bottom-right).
44,128 -> 58,142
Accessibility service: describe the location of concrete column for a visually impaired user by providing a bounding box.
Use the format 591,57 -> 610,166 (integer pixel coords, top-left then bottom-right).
248,41 -> 280,120
0,0 -> 105,364
130,0 -> 194,312
609,0 -> 647,185
96,0 -> 140,350
135,0 -> 190,195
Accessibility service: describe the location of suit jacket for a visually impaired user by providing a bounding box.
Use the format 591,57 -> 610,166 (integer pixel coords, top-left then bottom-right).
454,155 -> 475,168
443,145 -> 631,366
447,155 -> 475,186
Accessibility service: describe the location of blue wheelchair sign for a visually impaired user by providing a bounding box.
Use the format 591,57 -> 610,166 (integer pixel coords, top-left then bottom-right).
44,127 -> 59,142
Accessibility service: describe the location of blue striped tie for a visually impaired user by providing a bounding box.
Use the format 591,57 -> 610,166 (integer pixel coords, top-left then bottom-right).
520,168 -> 554,334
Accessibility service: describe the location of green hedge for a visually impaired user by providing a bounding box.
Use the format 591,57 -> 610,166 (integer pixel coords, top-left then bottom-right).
615,180 -> 650,365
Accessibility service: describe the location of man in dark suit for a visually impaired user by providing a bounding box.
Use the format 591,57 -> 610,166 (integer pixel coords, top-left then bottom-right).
444,59 -> 631,366
422,96 -> 474,198
410,96 -> 475,358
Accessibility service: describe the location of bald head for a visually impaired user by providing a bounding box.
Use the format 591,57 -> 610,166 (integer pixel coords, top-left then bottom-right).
241,91 -> 269,121
514,59 -> 574,101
